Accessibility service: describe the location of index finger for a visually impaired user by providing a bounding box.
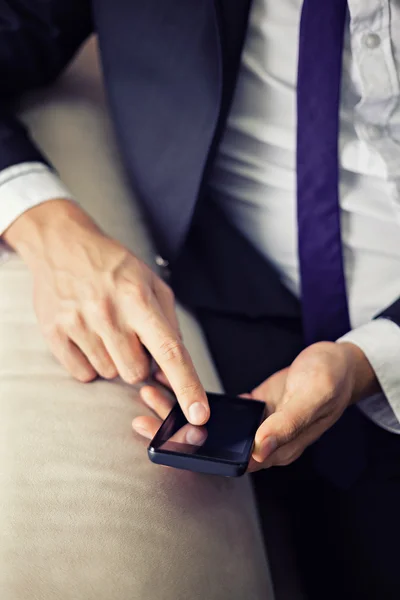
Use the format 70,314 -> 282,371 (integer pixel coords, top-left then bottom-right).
134,303 -> 210,426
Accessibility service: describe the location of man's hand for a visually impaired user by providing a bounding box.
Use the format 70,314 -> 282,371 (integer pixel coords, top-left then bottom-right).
3,199 -> 209,426
133,341 -> 379,471
246,341 -> 379,471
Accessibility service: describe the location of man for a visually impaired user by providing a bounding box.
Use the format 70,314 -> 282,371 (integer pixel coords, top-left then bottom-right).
1,1 -> 400,598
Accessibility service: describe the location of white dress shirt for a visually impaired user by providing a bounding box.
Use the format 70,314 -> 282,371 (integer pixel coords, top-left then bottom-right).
1,0 -> 400,431
210,0 -> 400,432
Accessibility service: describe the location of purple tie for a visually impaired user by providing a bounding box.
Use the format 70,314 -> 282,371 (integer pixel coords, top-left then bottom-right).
297,0 -> 351,345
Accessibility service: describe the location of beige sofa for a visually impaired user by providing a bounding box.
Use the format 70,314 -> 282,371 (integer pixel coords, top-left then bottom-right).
0,39 -> 280,600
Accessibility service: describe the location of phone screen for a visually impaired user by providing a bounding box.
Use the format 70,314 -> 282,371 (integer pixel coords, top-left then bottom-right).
151,393 -> 265,464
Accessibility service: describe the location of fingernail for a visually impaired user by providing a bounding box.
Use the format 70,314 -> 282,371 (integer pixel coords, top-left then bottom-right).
188,402 -> 208,425
257,436 -> 278,460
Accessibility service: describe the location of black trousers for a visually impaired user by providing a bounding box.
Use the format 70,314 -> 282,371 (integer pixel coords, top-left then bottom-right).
196,308 -> 400,600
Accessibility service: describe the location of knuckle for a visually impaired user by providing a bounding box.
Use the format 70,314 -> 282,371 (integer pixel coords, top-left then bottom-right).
177,381 -> 204,399
122,362 -> 150,385
124,282 -> 151,307
159,338 -> 185,364
316,369 -> 336,397
280,414 -> 303,443
63,311 -> 86,336
123,373 -> 143,385
91,299 -> 114,329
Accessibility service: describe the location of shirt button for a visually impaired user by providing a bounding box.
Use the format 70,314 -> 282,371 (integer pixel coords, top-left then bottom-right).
155,255 -> 171,279
363,33 -> 381,49
155,255 -> 170,268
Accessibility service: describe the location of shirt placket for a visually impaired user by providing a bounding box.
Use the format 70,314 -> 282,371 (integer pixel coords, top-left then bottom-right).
349,0 -> 400,178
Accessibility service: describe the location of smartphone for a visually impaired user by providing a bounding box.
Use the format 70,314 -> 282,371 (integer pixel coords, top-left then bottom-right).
148,392 -> 265,477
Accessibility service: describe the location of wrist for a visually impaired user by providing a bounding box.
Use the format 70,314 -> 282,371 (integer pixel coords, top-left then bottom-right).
339,342 -> 381,404
2,199 -> 102,269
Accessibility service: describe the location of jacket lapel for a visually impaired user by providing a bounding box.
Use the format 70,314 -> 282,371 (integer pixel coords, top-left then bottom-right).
95,0 -> 221,257
95,0 -> 252,258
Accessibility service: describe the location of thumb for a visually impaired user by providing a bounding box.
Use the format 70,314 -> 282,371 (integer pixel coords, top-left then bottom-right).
253,404 -> 308,463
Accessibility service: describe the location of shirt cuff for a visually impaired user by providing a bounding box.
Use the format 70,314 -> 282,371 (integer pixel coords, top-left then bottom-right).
338,319 -> 400,433
0,162 -> 75,263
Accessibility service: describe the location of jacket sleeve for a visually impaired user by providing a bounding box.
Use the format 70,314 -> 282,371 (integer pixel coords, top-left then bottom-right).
0,0 -> 93,170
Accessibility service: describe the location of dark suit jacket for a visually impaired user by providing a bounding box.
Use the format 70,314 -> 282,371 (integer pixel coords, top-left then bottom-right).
0,0 -> 398,330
